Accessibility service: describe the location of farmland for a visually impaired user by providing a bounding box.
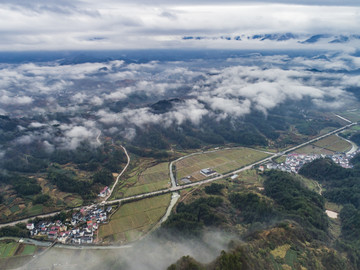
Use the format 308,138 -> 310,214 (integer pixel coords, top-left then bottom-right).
123,162 -> 170,197
0,241 -> 37,269
112,161 -> 171,199
294,134 -> 352,155
175,148 -> 270,182
98,193 -> 171,243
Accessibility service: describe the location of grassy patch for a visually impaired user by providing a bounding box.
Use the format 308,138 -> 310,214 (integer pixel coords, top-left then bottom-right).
294,135 -> 351,155
27,204 -> 43,216
271,244 -> 291,259
0,242 -> 19,259
175,148 -> 270,182
21,245 -> 36,256
98,194 -> 171,243
313,135 -> 351,152
124,162 -> 170,197
274,155 -> 286,164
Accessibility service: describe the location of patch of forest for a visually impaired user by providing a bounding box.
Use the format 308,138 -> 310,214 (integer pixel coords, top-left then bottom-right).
299,155 -> 360,269
163,171 -> 352,269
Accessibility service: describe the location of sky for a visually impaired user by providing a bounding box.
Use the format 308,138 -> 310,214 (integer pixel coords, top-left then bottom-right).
0,0 -> 360,51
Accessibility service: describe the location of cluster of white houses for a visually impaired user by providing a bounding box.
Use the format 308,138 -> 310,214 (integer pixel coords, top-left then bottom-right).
266,149 -> 360,174
26,205 -> 112,244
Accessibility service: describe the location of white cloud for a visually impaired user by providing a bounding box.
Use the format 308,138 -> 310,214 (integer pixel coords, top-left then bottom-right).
0,91 -> 33,105
0,2 -> 360,50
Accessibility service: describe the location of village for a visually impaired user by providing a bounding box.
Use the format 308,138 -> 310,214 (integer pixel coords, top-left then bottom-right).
26,204 -> 113,245
265,149 -> 360,174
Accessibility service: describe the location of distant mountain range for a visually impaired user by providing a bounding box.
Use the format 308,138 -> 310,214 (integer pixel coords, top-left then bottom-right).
182,33 -> 360,44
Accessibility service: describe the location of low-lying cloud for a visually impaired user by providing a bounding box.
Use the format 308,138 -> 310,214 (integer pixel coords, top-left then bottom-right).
2,52 -> 359,150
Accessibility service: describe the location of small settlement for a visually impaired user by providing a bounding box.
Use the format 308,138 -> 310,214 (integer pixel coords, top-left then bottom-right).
266,149 -> 360,174
26,204 -> 113,244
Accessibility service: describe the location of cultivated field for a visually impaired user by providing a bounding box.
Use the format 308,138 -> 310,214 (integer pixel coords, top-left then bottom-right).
113,161 -> 171,199
0,241 -> 37,269
98,193 -> 171,243
175,148 -> 270,182
294,135 -> 351,155
123,162 -> 170,197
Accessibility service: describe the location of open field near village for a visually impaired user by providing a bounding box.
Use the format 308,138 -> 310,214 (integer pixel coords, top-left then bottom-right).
99,193 -> 171,243
0,241 -> 37,269
175,148 -> 270,182
294,135 -> 352,155
112,161 -> 171,199
123,162 -> 170,197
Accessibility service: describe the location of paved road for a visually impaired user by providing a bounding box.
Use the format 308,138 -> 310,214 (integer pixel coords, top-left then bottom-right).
334,114 -> 352,123
104,145 -> 131,202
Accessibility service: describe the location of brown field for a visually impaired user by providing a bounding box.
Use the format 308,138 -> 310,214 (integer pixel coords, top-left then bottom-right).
175,148 -> 270,182
98,194 -> 171,243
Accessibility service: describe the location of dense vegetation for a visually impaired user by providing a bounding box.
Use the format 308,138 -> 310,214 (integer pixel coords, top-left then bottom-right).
165,170 -> 350,269
47,167 -> 93,199
163,197 -> 223,236
0,174 -> 42,196
299,157 -> 360,268
229,192 -> 274,224
204,183 -> 225,195
299,158 -> 360,208
264,170 -> 328,239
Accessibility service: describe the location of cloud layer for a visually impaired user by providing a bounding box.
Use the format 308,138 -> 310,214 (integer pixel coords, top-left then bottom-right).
0,1 -> 360,50
1,52 -> 359,151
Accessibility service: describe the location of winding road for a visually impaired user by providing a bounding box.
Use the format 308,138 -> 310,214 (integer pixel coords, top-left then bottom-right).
0,119 -> 357,233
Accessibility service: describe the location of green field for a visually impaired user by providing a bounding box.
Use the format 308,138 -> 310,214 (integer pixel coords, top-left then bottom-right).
123,162 -> 171,197
0,242 -> 19,259
294,134 -> 352,155
312,135 -> 351,152
175,148 -> 270,182
99,194 -> 171,243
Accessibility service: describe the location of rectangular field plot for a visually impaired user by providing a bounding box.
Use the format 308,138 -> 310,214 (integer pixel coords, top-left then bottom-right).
98,194 -> 171,243
175,148 -> 270,182
294,145 -> 334,155
123,162 -> 171,197
312,135 -> 352,153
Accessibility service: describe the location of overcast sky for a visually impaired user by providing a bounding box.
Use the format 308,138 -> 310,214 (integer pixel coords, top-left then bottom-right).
0,0 -> 360,51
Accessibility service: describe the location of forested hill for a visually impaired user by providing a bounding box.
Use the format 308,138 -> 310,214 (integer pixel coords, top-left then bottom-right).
165,170 -> 353,270
299,156 -> 360,269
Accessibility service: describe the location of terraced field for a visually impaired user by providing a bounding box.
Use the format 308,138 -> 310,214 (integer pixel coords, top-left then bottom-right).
175,148 -> 270,182
98,193 -> 171,243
